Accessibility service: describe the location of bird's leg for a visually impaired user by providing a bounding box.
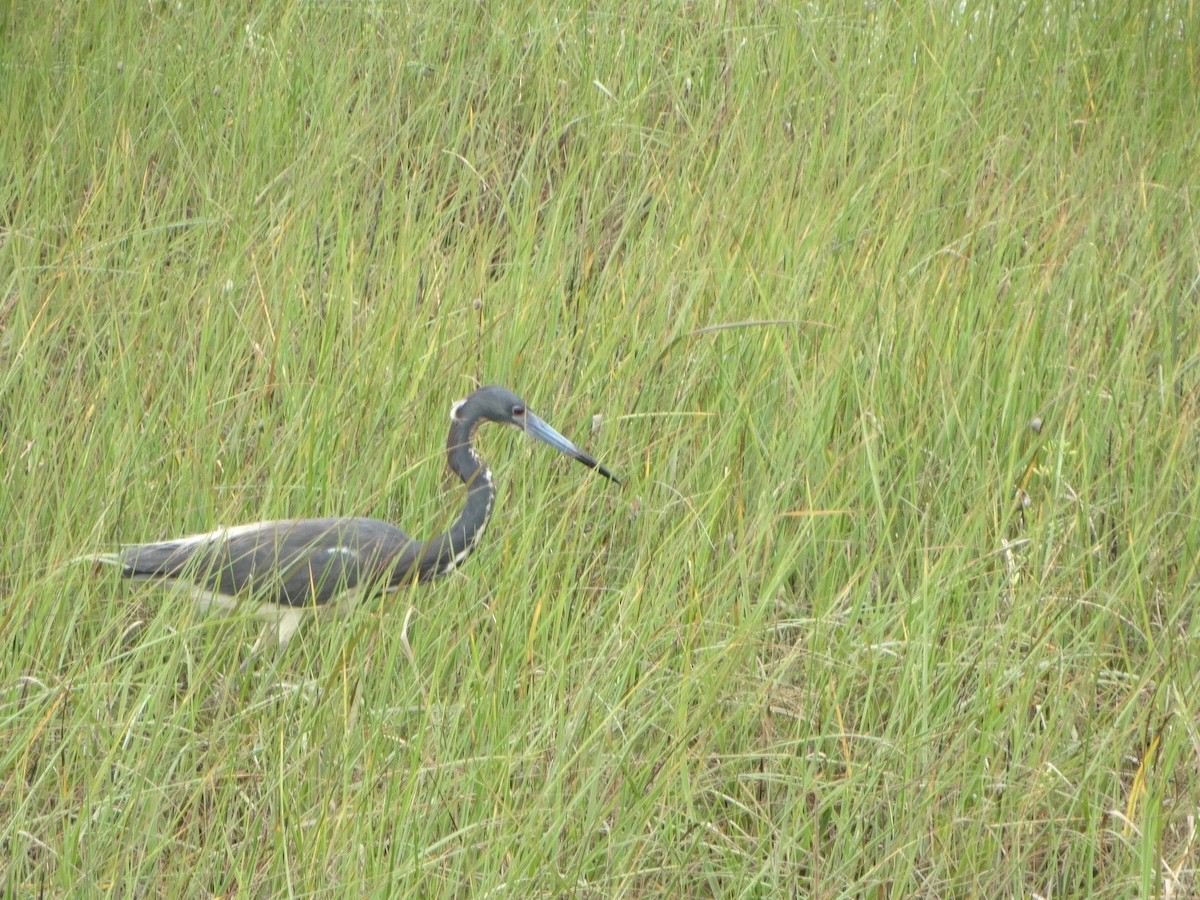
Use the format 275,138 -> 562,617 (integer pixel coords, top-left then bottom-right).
245,623 -> 273,662
240,608 -> 306,673
274,608 -> 306,652
240,626 -> 271,673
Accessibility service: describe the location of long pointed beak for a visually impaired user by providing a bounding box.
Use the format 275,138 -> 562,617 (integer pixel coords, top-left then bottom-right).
523,411 -> 620,484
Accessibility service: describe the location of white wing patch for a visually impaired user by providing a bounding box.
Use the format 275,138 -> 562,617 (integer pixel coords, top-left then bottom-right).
146,521 -> 274,550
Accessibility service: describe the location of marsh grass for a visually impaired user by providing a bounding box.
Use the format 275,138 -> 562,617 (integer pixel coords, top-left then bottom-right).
2,0 -> 1198,895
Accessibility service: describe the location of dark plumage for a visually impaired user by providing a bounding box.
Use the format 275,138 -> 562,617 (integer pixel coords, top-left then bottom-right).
85,386 -> 618,653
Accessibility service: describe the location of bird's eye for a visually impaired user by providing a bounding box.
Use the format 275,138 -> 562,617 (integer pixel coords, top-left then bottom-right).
512,406 -> 525,418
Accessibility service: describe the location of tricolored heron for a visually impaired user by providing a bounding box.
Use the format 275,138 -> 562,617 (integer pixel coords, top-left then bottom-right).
87,386 -> 618,656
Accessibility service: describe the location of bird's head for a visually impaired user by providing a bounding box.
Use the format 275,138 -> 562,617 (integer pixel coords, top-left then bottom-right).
450,385 -> 619,483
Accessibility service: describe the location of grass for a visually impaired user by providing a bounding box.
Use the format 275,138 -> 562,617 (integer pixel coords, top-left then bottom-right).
2,0 -> 1198,894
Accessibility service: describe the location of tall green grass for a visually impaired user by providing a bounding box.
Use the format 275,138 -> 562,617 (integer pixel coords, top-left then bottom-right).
3,0 -> 1198,894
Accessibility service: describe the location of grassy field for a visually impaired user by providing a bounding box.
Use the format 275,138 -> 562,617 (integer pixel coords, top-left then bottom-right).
3,0 -> 1198,895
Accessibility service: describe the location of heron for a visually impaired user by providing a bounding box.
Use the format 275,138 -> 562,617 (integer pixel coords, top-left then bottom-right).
85,385 -> 618,657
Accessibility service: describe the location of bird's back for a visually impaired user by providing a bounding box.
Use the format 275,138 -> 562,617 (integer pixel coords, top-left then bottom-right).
120,517 -> 414,608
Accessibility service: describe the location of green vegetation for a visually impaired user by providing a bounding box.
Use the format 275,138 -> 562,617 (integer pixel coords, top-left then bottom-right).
3,0 -> 1197,894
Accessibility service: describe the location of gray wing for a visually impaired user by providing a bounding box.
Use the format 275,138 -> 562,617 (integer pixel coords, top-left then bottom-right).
119,518 -> 414,608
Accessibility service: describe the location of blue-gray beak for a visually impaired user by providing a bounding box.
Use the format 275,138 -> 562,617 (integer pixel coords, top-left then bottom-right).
523,412 -> 620,484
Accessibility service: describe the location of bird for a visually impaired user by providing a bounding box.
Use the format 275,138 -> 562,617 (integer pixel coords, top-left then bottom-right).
84,385 -> 619,658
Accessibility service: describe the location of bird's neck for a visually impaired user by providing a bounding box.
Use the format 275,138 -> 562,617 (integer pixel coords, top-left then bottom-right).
396,418 -> 497,582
